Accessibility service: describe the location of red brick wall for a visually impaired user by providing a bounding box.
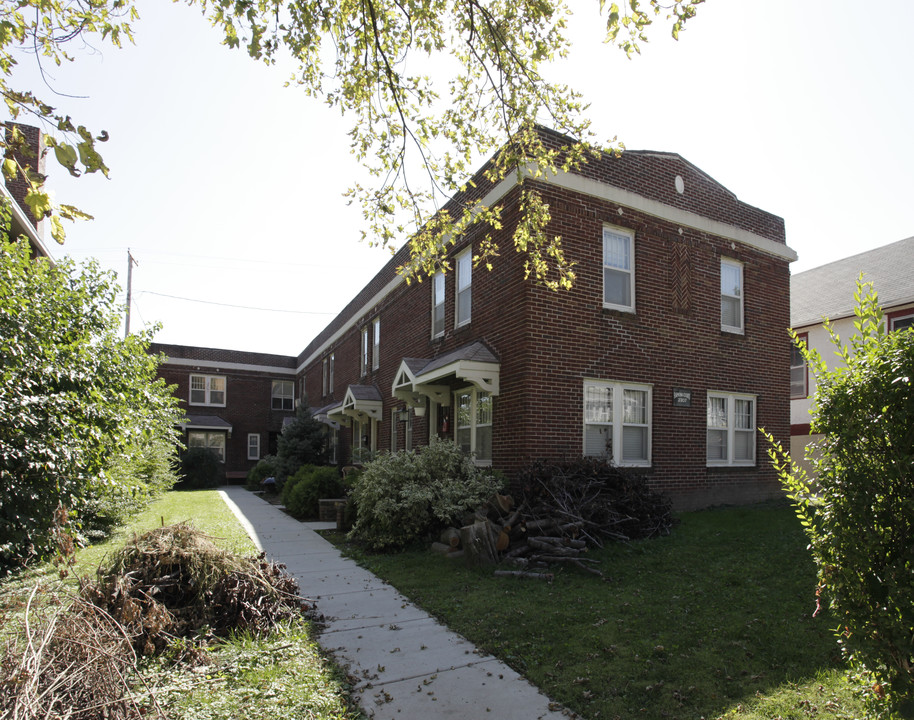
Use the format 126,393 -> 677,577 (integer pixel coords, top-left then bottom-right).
299,163 -> 790,509
152,344 -> 297,479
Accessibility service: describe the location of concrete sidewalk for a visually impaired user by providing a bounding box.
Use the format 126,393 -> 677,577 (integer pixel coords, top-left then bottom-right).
219,486 -> 574,720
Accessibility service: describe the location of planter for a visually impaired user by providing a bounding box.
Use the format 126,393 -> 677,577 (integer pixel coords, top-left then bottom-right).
319,498 -> 347,523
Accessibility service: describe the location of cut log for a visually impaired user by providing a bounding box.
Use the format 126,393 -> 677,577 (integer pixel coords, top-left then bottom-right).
440,527 -> 461,548
495,530 -> 510,552
459,520 -> 500,566
494,570 -> 553,581
430,542 -> 453,555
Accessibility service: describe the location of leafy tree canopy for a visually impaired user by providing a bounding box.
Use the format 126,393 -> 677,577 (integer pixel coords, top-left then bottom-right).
0,219 -> 183,570
0,0 -> 702,286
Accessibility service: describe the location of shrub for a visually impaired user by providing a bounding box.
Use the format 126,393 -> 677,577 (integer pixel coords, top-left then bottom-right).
280,464 -> 316,507
284,467 -> 344,519
768,280 -> 914,719
246,456 -> 278,490
178,447 -> 221,489
348,438 -> 504,551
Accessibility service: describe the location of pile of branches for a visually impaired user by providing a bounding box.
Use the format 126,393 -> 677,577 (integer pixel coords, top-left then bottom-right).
433,458 -> 674,577
1,523 -> 308,719
81,523 -> 307,655
0,591 -> 148,720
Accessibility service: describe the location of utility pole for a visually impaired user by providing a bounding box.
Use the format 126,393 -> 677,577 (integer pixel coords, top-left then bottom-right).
124,249 -> 138,338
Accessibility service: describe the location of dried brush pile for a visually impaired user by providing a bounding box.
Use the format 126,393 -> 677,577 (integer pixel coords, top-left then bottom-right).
81,523 -> 307,655
1,523 -> 308,720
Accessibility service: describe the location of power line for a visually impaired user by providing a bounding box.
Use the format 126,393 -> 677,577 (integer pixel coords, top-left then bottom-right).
136,290 -> 337,315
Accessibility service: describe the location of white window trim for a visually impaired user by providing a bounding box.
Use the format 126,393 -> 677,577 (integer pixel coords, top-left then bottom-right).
602,225 -> 636,313
360,327 -> 369,376
454,386 -> 492,465
706,391 -> 757,467
582,380 -> 652,467
322,357 -> 329,397
889,311 -> 914,331
247,433 -> 260,460
271,380 -> 294,410
329,353 -> 335,393
372,317 -> 380,371
432,272 -> 445,338
720,257 -> 744,334
455,249 -> 472,328
189,374 -> 226,407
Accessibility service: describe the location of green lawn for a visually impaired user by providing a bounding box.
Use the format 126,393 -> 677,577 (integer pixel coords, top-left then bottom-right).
0,489 -> 363,720
333,501 -> 865,720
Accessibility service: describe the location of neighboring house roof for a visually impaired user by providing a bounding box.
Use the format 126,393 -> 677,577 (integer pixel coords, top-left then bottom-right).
791,236 -> 914,328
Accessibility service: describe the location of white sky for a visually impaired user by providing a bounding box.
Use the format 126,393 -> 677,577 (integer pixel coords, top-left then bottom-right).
9,1 -> 914,356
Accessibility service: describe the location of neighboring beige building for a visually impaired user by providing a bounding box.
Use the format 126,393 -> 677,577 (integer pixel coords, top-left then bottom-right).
790,236 -> 914,472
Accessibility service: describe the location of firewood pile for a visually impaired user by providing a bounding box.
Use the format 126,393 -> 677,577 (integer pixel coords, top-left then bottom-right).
432,458 -> 675,577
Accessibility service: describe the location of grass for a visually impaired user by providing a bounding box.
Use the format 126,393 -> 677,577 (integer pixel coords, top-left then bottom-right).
331,500 -> 865,720
0,489 -> 363,720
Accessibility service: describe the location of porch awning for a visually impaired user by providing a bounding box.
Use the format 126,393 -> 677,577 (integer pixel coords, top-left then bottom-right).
179,415 -> 233,438
391,342 -> 500,406
341,384 -> 384,421
313,403 -> 343,429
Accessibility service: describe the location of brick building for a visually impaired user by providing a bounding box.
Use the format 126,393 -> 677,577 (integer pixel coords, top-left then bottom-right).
151,343 -> 298,482
156,129 -> 797,509
295,129 -> 797,509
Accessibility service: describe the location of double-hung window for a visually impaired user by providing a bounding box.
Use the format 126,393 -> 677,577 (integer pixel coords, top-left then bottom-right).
188,431 -> 225,462
432,272 -> 445,338
454,387 -> 492,462
603,226 -> 635,311
721,258 -> 744,333
790,333 -> 808,398
247,433 -> 260,460
271,380 -> 294,410
360,327 -> 369,376
372,318 -> 380,370
456,250 -> 472,327
707,392 -> 756,466
329,353 -> 335,393
322,358 -> 329,397
583,380 -> 651,466
190,374 -> 225,406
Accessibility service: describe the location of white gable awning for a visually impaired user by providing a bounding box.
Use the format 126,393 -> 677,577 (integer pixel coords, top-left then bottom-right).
342,384 -> 384,421
391,342 -> 500,407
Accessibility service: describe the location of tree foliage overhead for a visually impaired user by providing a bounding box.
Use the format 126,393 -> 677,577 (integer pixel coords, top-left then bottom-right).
0,222 -> 183,571
0,0 -> 702,282
768,280 -> 914,718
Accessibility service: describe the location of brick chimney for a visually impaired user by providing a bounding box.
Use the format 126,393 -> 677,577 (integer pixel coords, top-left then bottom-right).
4,122 -> 45,230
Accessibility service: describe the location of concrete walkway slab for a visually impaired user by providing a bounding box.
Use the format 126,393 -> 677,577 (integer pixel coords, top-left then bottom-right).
219,486 -> 574,719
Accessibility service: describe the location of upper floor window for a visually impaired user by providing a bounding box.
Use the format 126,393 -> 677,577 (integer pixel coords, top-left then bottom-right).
707,391 -> 756,466
432,272 -> 445,338
455,387 -> 491,462
603,226 -> 635,311
790,333 -> 808,399
190,374 -> 225,406
721,258 -> 744,333
583,380 -> 651,466
271,380 -> 294,410
322,357 -> 329,397
456,249 -> 472,327
372,317 -> 380,371
329,353 -> 335,393
361,327 -> 369,376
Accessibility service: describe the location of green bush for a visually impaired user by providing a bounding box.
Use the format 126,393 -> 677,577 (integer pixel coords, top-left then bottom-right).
769,280 -> 914,719
280,464 -> 316,507
348,438 -> 504,551
178,447 -> 221,489
246,456 -> 278,490
285,466 -> 344,519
